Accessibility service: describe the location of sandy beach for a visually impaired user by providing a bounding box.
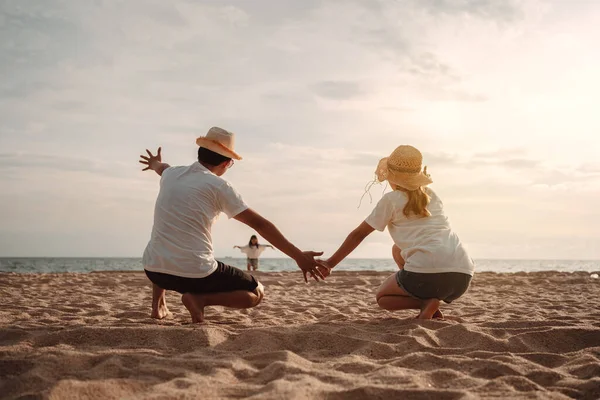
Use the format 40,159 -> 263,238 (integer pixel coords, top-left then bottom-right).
1,270 -> 599,399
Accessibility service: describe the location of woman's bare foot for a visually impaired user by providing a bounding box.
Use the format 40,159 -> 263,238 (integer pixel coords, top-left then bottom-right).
414,309 -> 444,319
151,303 -> 171,319
416,298 -> 441,319
181,293 -> 205,323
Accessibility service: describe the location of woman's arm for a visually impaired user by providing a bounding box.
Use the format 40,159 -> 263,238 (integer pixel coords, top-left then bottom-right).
325,221 -> 375,269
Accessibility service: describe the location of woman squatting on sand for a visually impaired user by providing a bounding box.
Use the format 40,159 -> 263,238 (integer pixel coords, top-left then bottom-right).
320,145 -> 475,319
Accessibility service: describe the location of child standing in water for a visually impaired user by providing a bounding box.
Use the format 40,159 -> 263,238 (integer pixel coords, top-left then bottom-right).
321,145 -> 474,319
234,235 -> 274,271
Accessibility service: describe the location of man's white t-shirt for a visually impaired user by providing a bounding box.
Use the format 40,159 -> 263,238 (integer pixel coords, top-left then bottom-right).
365,189 -> 475,276
143,162 -> 248,278
239,245 -> 268,259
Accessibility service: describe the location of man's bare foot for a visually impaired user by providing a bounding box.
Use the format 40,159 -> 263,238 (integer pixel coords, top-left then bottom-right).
181,293 -> 205,323
416,298 -> 441,319
151,284 -> 171,319
151,303 -> 171,319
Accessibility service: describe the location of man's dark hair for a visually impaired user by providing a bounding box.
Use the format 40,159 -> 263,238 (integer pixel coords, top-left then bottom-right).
198,147 -> 231,166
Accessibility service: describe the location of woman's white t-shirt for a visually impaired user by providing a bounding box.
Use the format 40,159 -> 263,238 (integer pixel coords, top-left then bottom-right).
365,189 -> 474,276
239,245 -> 268,259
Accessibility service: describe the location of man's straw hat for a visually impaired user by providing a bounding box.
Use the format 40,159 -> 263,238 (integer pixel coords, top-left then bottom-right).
375,145 -> 432,190
195,127 -> 242,160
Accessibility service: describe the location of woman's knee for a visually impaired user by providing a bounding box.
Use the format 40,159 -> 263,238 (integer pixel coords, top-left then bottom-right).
375,291 -> 385,307
375,285 -> 390,304
376,295 -> 393,310
376,292 -> 404,310
375,286 -> 385,302
376,272 -> 409,302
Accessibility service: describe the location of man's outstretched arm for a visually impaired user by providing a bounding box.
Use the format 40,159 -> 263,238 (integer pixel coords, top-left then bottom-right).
139,147 -> 170,176
234,208 -> 325,282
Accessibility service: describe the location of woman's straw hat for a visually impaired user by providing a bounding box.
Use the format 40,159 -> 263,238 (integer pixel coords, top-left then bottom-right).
196,127 -> 242,160
375,145 -> 432,190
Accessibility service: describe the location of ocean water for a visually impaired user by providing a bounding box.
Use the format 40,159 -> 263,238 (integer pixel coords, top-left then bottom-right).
0,258 -> 599,274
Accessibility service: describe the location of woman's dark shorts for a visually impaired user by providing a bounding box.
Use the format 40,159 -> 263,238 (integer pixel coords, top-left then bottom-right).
145,261 -> 259,294
396,269 -> 472,303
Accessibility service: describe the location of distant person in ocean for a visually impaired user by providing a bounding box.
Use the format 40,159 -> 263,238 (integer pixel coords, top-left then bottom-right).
234,235 -> 274,271
139,127 -> 325,323
319,145 -> 475,319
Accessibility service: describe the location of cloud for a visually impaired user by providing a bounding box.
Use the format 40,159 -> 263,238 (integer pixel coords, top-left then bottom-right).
470,157 -> 541,170
497,158 -> 540,169
0,2 -> 88,90
419,149 -> 600,188
255,145 -> 598,190
0,153 -> 91,171
577,163 -> 600,174
532,168 -> 600,186
423,148 -> 541,170
408,52 -> 457,80
418,87 -> 489,103
472,148 -> 529,159
423,152 -> 462,166
310,81 -> 365,100
0,153 -> 136,179
416,0 -> 522,21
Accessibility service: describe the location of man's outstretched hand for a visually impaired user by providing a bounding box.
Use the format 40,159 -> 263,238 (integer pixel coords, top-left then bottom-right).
139,147 -> 162,171
139,147 -> 170,176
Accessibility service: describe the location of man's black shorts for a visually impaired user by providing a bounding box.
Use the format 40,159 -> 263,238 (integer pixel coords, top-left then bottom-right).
145,261 -> 259,294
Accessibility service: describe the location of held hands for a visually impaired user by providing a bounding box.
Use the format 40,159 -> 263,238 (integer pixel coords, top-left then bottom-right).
139,147 -> 162,172
316,259 -> 333,279
295,251 -> 333,283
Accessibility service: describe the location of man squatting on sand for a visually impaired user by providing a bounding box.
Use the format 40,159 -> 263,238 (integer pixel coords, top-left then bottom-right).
139,127 -> 327,323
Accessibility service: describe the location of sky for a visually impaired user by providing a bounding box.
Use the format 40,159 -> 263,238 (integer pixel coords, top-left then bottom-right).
1,0 -> 599,259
